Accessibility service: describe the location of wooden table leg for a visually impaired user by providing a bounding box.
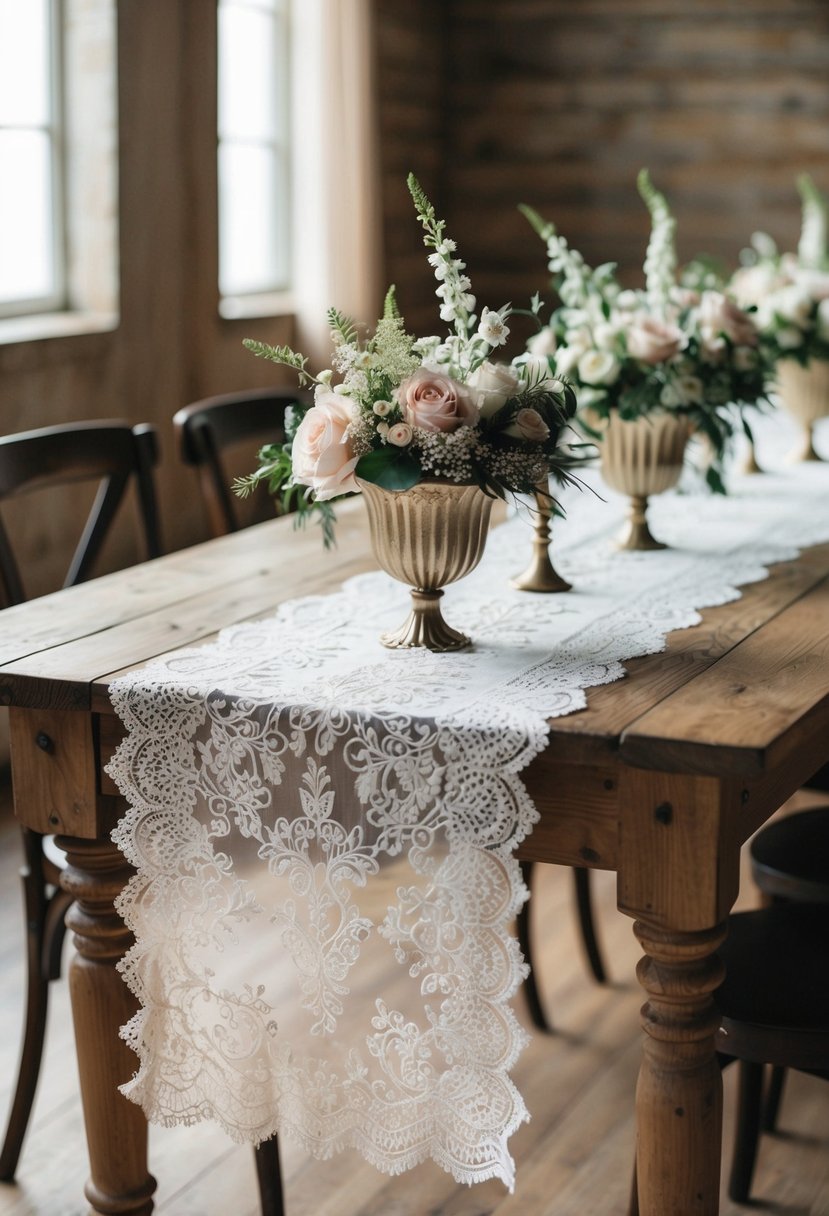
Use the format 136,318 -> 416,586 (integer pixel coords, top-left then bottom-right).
57,836 -> 157,1216
632,919 -> 726,1216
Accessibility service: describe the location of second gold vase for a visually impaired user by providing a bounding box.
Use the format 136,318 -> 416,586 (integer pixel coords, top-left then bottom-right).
597,411 -> 691,551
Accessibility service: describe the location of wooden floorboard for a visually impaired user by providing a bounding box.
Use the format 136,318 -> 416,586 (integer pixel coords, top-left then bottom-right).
0,775 -> 827,1216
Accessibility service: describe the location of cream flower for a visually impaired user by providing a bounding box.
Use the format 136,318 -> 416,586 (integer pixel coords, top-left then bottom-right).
527,327 -> 557,357
387,422 -> 413,447
291,393 -> 359,501
466,360 -> 520,416
676,374 -> 704,404
517,354 -> 563,393
577,349 -> 620,386
372,399 -> 392,416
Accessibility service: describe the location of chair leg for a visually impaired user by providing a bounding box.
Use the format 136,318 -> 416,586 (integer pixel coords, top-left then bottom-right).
0,834 -> 52,1181
762,1065 -> 786,1133
572,867 -> 607,984
728,1060 -> 764,1204
253,1136 -> 286,1216
517,862 -> 554,1033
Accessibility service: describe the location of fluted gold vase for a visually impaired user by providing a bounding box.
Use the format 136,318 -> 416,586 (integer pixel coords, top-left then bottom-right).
358,478 -> 493,651
777,359 -> 829,462
598,411 -> 691,551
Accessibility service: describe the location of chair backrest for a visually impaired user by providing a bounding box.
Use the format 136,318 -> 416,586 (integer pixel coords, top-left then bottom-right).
173,387 -> 310,537
0,419 -> 162,607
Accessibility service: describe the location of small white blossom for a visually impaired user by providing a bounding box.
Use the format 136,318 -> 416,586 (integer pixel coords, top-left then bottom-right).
478,307 -> 510,348
372,399 -> 392,416
387,422 -> 413,447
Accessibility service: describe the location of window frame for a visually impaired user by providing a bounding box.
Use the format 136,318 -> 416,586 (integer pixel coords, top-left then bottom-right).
0,0 -> 67,320
216,0 -> 292,310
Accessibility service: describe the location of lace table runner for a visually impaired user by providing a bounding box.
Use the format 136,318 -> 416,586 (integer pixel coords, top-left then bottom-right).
108,433 -> 829,1190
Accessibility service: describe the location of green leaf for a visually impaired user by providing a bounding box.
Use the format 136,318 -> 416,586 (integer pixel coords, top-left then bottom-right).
356,448 -> 422,491
383,284 -> 401,321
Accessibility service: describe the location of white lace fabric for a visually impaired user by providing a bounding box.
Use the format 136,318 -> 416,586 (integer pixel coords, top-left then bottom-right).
107,436 -> 829,1191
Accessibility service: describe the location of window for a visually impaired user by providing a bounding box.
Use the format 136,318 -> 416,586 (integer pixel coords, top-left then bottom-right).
218,0 -> 291,306
0,0 -> 64,317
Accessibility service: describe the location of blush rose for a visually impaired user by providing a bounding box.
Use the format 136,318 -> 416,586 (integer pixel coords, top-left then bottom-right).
626,315 -> 685,364
397,370 -> 479,432
291,392 -> 359,501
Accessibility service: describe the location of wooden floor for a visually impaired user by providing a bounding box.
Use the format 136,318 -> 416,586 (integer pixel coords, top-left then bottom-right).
0,777 -> 827,1216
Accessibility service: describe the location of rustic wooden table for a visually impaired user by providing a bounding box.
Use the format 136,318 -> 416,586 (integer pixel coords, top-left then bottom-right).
1,500 -> 827,1216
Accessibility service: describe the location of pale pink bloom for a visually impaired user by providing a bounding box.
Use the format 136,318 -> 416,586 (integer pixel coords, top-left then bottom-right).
626,314 -> 685,364
387,423 -> 413,447
291,392 -> 359,501
398,369 -> 479,432
696,291 -> 758,352
505,408 -> 550,442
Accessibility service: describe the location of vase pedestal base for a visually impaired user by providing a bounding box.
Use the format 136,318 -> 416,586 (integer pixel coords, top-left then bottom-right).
618,495 -> 667,552
381,589 -> 470,652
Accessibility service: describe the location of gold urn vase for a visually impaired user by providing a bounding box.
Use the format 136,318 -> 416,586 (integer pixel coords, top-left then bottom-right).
776,359 -> 829,462
357,478 -> 493,651
597,410 -> 691,551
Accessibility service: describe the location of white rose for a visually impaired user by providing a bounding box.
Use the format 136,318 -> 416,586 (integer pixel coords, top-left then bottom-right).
372,399 -> 392,416
577,349 -> 620,386
777,326 -> 805,349
730,264 -> 782,308
660,383 -> 682,407
554,345 -> 582,376
774,285 -> 813,328
794,269 -> 829,301
592,321 -> 620,351
465,360 -> 520,417
527,327 -> 557,357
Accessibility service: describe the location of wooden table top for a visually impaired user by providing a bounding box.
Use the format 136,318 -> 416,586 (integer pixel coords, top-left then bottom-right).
1,499 -> 828,785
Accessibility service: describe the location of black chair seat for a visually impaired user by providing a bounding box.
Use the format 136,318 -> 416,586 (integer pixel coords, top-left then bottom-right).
716,904 -> 829,1072
750,808 -> 829,903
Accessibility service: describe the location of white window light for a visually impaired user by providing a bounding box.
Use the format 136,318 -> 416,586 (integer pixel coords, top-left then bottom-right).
0,0 -> 65,318
218,0 -> 291,305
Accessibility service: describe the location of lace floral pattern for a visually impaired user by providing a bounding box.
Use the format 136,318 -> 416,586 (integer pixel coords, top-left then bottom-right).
108,449 -> 829,1190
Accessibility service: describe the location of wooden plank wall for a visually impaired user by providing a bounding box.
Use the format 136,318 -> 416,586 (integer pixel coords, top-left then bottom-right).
377,0 -> 829,347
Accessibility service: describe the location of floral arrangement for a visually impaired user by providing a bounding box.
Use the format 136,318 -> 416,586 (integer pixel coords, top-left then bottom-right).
234,174 -> 579,543
522,170 -> 771,490
728,174 -> 829,368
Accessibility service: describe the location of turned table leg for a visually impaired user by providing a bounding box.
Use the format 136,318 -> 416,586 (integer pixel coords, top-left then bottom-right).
57,836 -> 157,1216
632,919 -> 726,1216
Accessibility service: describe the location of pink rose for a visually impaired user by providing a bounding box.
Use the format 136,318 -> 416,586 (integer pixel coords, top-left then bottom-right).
505,408 -> 550,442
626,315 -> 685,364
696,290 -> 758,351
291,392 -> 359,501
397,370 -> 479,432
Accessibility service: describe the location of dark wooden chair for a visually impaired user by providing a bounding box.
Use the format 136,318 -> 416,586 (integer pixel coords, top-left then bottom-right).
630,903 -> 829,1212
517,860 -> 607,1033
173,387 -> 310,538
746,799 -> 829,1151
0,419 -> 162,1182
